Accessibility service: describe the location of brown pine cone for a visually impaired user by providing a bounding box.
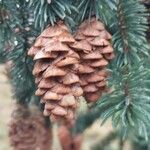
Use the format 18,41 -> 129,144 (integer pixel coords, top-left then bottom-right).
28,21 -> 83,123
70,18 -> 115,103
9,105 -> 51,150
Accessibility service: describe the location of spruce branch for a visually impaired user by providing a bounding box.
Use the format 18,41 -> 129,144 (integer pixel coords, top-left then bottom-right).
0,0 -> 18,63
7,0 -> 39,104
75,0 -> 115,26
97,1 -> 150,139
96,61 -> 150,140
112,0 -> 149,67
30,0 -> 78,30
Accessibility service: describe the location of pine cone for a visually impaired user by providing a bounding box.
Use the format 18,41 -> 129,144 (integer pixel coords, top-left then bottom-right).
28,21 -> 83,123
70,18 -> 115,103
9,105 -> 51,150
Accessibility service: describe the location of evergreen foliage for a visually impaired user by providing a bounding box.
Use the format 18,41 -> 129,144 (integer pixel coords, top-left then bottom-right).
10,8 -> 32,103
95,0 -> 150,140
30,0 -> 77,30
75,0 -> 116,26
97,62 -> 150,139
1,0 -> 39,104
112,0 -> 149,67
0,0 -> 17,63
0,0 -> 150,149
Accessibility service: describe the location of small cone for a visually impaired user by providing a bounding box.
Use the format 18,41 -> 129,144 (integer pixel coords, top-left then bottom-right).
9,105 -> 51,150
28,21 -> 82,123
72,17 -> 115,103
